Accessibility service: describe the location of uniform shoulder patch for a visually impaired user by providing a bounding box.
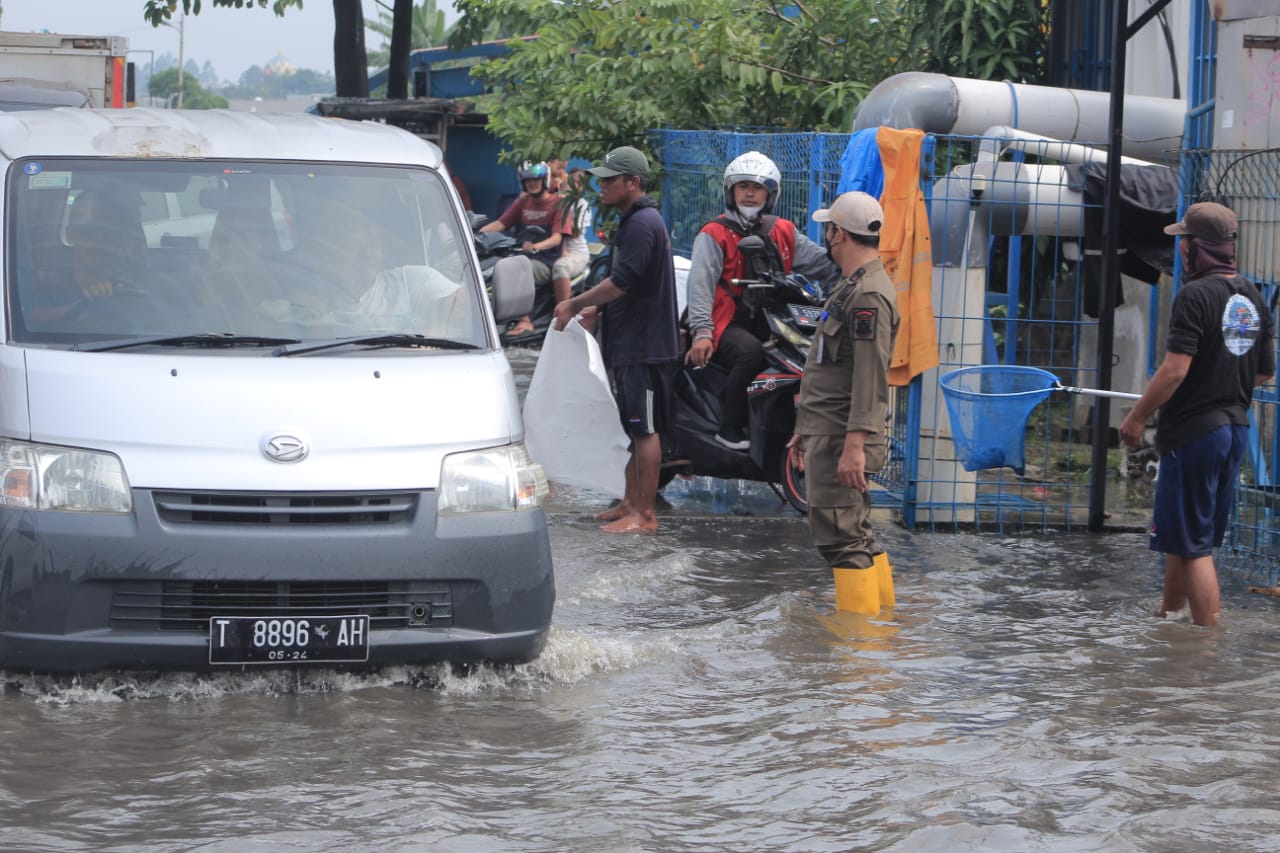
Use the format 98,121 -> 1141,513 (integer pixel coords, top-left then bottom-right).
853,307 -> 877,340
828,286 -> 851,314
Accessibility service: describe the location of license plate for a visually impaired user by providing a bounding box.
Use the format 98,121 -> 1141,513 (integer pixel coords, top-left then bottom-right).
789,305 -> 823,329
208,615 -> 370,665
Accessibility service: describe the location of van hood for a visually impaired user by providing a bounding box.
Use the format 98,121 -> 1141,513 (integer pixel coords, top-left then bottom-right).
17,349 -> 521,491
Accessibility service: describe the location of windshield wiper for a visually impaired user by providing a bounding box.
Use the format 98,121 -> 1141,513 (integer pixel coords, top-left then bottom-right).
273,333 -> 481,357
73,333 -> 303,353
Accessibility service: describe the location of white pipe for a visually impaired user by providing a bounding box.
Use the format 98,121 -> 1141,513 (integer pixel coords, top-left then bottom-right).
1007,164 -> 1086,238
854,72 -> 1186,164
976,125 -> 1158,167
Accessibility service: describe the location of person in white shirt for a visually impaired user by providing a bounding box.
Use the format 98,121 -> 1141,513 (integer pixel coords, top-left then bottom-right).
551,167 -> 594,305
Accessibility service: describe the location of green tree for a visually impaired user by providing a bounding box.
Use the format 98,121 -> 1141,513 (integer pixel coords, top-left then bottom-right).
223,65 -> 336,98
367,0 -> 450,68
142,0 -> 369,97
450,0 -> 907,162
148,67 -> 230,108
143,0 -> 301,25
451,0 -> 1052,162
903,0 -> 1051,83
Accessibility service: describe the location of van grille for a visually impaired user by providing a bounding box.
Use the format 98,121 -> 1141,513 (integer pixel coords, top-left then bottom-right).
152,491 -> 417,525
109,580 -> 453,631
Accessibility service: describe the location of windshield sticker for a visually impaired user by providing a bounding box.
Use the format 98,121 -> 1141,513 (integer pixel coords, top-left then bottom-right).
27,170 -> 71,189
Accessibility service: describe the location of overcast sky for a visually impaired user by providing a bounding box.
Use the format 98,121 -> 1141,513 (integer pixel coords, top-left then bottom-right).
0,0 -> 460,82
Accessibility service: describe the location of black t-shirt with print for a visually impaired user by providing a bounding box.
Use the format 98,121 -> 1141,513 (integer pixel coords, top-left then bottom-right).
1157,274 -> 1276,452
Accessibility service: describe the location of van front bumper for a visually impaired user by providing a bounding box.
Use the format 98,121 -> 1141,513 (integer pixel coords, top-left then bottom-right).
0,489 -> 555,673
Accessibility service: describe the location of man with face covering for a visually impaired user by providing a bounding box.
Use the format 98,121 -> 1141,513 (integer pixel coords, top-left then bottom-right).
684,152 -> 838,450
788,192 -> 900,616
1120,202 -> 1275,626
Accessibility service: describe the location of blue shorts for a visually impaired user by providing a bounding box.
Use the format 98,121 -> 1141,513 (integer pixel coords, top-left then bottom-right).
1150,423 -> 1247,558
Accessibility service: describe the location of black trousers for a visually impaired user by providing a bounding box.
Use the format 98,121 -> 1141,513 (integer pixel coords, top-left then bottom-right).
710,323 -> 766,431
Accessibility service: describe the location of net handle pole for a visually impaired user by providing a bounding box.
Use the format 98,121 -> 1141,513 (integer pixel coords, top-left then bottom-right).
1054,382 -> 1141,401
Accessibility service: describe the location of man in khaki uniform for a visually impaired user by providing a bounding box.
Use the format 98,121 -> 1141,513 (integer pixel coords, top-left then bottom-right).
787,192 -> 900,615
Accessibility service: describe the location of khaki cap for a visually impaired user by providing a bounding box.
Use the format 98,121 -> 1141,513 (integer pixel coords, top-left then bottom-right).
1164,201 -> 1238,242
812,191 -> 884,237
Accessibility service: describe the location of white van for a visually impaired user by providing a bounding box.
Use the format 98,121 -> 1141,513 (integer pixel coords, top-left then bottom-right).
0,108 -> 553,672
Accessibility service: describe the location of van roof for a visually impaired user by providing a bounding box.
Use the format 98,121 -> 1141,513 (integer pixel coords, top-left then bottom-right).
0,108 -> 443,167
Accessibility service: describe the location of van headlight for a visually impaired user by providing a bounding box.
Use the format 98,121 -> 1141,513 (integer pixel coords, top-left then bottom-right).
0,440 -> 132,513
438,444 -> 548,514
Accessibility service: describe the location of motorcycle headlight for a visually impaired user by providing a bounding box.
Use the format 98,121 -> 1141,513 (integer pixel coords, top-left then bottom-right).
770,314 -> 812,350
0,440 -> 132,513
438,443 -> 548,514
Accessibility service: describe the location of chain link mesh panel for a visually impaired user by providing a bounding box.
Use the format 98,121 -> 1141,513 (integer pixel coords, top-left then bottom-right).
1182,149 -> 1280,587
647,130 -> 1280,586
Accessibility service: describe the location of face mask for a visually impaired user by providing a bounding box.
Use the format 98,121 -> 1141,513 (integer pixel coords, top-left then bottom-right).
737,204 -> 763,221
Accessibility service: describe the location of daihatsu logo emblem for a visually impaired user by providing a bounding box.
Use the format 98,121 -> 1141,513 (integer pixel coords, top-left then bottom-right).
263,434 -> 309,463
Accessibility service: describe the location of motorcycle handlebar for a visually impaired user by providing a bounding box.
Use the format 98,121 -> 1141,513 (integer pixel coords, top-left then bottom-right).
730,272 -> 825,304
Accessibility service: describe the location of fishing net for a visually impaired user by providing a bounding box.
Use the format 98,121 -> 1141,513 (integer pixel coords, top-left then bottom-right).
938,366 -> 1059,475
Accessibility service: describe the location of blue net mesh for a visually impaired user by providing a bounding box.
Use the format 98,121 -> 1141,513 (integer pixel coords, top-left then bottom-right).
939,366 -> 1059,475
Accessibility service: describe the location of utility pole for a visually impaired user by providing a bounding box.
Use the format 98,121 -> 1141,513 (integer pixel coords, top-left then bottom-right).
1087,0 -> 1178,531
177,9 -> 185,108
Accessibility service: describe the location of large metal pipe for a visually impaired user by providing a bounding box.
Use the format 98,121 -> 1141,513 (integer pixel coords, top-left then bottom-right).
853,72 -> 1186,164
931,161 -> 1086,270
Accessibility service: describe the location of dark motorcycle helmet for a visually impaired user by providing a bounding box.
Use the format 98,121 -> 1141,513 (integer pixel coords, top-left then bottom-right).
517,160 -> 551,193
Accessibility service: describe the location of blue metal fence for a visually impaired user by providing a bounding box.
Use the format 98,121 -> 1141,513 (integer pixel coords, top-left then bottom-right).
651,129 -> 1129,533
650,128 -> 1280,583
1180,148 -> 1280,586
651,130 -> 847,254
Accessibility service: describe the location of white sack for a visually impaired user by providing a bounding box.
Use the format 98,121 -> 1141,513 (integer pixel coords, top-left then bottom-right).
522,317 -> 630,498
673,253 -> 691,319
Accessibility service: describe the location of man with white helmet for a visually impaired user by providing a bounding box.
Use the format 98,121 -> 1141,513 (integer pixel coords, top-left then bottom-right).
685,151 -> 838,450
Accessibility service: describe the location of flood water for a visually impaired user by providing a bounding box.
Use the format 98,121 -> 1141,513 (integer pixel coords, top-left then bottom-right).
2,350 -> 1279,851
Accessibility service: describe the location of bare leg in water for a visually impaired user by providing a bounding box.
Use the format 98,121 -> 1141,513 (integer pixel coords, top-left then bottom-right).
596,502 -> 628,521
602,433 -> 661,533
1160,553 -> 1221,626
596,441 -> 635,521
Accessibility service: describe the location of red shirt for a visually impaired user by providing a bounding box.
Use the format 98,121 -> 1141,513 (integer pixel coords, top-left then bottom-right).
498,192 -> 572,236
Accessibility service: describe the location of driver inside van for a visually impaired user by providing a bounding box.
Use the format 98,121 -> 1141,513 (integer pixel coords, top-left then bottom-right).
29,189 -> 145,325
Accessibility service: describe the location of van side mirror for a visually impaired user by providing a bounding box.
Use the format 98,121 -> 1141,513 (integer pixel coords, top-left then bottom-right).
490,254 -> 535,324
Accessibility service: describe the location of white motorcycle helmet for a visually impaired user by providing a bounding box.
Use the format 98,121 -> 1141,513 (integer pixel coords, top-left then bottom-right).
723,151 -> 781,214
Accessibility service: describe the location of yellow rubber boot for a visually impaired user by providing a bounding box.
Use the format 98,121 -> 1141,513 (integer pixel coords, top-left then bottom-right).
832,566 -> 880,615
873,551 -> 896,609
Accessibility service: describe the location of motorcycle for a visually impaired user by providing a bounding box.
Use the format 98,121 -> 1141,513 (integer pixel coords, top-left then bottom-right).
468,211 -> 534,321
661,237 -> 828,513
469,210 -> 529,285
501,227 -> 602,348
468,212 -> 598,347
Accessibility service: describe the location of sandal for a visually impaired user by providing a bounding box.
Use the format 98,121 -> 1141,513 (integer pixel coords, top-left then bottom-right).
500,320 -> 542,346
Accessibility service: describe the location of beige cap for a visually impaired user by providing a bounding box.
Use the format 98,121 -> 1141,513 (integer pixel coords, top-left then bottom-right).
1164,201 -> 1238,242
812,191 -> 884,237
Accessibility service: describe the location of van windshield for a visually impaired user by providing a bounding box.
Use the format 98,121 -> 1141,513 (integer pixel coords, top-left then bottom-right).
5,159 -> 486,349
